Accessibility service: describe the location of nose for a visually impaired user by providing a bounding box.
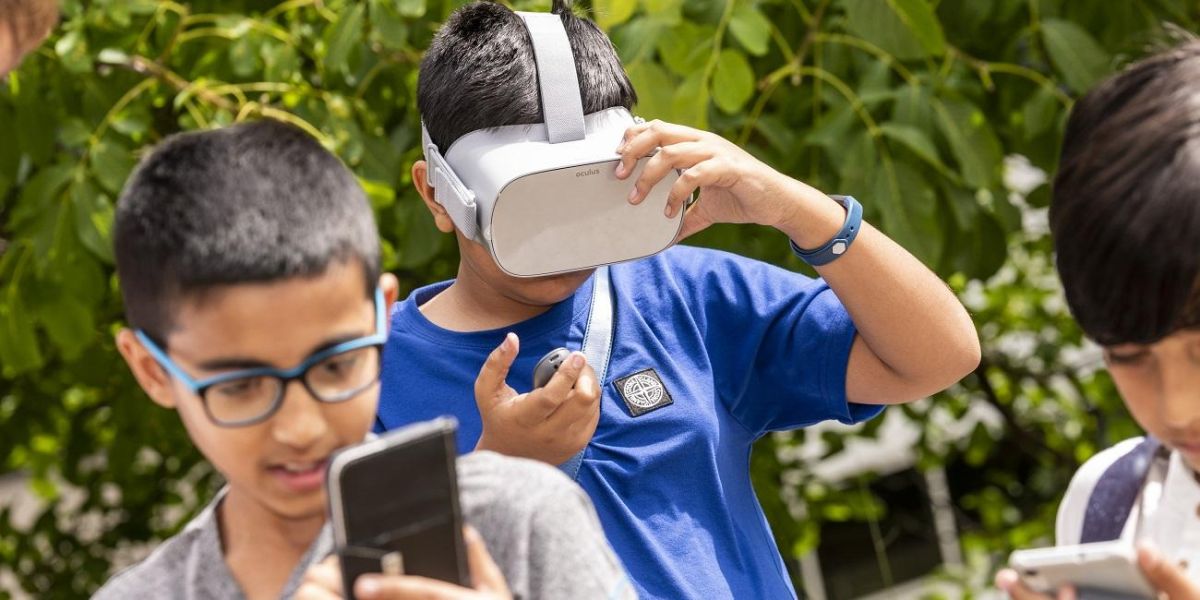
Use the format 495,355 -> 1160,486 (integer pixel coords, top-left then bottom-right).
270,380 -> 329,450
1159,361 -> 1200,435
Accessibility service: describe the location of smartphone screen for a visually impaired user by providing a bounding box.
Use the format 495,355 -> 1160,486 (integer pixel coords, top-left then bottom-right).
328,418 -> 468,596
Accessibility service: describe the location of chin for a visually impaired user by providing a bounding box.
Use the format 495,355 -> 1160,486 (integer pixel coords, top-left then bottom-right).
520,271 -> 593,303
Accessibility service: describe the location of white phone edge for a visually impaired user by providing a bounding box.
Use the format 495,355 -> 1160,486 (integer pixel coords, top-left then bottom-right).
1009,541 -> 1155,597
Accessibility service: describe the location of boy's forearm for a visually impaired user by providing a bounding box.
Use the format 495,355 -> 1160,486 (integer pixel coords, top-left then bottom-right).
772,178 -> 981,404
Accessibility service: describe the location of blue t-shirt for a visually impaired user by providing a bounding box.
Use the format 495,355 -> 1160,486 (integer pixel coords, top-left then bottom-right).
377,245 -> 883,599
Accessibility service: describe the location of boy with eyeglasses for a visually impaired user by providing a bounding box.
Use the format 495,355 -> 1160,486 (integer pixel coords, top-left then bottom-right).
93,119 -> 631,599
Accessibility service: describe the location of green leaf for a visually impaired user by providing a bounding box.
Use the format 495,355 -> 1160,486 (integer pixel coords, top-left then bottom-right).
884,0 -> 945,57
611,16 -> 664,64
627,62 -> 673,119
90,141 -> 137,195
934,96 -> 1002,189
643,0 -> 683,24
1022,85 -> 1060,140
229,34 -> 260,78
397,0 -> 426,18
360,178 -> 396,211
879,122 -> 953,177
54,29 -> 92,73
729,5 -> 772,57
656,22 -> 712,76
0,294 -> 44,377
841,0 -> 926,61
324,3 -> 365,77
595,0 -> 638,31
670,71 -> 709,129
35,296 -> 95,360
712,49 -> 755,114
393,199 -> 443,269
71,180 -> 115,264
1040,19 -> 1110,94
872,159 -> 942,266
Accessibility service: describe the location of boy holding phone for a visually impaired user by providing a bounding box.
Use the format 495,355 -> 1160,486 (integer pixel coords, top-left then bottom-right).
994,40 -> 1200,600
93,120 -> 631,599
377,1 -> 981,597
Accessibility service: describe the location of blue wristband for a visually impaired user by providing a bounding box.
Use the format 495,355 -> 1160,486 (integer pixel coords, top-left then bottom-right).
789,195 -> 862,266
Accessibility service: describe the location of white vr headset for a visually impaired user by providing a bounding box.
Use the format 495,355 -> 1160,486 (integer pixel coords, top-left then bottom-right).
420,11 -> 686,278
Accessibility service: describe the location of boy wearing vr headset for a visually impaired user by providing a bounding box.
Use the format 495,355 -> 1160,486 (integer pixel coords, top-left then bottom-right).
377,2 -> 980,597
95,120 -> 631,600
994,41 -> 1200,600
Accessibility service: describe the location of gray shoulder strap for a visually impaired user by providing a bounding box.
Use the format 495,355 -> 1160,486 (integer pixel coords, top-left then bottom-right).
516,12 -> 586,143
559,265 -> 613,480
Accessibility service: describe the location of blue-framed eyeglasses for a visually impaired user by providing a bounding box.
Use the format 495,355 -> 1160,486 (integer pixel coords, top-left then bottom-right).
136,289 -> 388,428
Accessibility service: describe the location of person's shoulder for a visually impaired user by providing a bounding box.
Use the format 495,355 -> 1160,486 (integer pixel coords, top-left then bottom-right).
91,523 -> 210,599
1055,436 -> 1147,545
456,451 -> 586,509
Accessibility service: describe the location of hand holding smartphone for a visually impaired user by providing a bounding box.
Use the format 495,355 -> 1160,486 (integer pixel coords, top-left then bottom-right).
1008,541 -> 1156,599
327,417 -> 468,599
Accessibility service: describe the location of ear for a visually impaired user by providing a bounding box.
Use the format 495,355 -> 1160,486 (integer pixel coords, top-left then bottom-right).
115,329 -> 179,410
412,160 -> 457,234
379,272 -> 401,309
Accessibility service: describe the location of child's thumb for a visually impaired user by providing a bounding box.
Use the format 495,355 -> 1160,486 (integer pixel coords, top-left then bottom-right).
474,333 -> 519,406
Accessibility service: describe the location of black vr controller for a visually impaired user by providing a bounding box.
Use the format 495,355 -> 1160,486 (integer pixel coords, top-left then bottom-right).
532,347 -> 571,389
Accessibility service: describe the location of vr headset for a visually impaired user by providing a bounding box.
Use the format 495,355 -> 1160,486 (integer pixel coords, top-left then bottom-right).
420,11 -> 686,278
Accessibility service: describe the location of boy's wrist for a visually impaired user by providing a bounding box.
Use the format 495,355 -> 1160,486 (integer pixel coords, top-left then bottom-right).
772,181 -> 849,250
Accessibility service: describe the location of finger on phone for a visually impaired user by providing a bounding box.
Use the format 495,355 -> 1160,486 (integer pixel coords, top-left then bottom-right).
475,333 -> 519,405
464,526 -> 510,594
300,555 -> 343,592
995,568 -> 1055,600
1138,542 -> 1197,598
355,574 -> 466,600
294,582 -> 344,600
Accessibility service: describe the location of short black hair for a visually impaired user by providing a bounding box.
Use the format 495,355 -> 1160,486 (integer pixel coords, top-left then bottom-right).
114,119 -> 380,342
1051,39 -> 1200,346
417,0 -> 637,150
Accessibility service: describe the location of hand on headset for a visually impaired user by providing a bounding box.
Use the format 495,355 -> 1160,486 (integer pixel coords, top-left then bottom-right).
615,119 -> 845,248
471,332 -> 601,466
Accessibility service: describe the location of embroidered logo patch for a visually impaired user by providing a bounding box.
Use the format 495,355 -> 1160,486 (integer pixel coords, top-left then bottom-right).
613,368 -> 673,416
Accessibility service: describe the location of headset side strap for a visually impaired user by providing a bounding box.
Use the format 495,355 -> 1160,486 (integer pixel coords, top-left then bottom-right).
421,124 -> 480,241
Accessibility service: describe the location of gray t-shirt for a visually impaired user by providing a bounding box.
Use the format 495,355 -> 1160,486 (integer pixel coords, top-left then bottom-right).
93,451 -> 633,599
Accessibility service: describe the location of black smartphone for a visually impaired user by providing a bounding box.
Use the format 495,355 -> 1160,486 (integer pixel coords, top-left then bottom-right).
327,417 -> 468,598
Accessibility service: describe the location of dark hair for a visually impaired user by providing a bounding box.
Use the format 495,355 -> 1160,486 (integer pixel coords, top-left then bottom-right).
114,119 -> 380,342
417,0 -> 637,150
1051,40 -> 1200,346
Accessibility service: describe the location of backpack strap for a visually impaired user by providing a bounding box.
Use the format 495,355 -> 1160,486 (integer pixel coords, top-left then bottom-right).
558,265 -> 614,480
1080,437 -> 1163,543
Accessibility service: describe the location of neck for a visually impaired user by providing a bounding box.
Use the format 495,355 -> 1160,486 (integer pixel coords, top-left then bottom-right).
219,488 -> 324,598
421,263 -> 554,332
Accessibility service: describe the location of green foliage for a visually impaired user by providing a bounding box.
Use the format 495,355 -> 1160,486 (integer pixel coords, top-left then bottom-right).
1,0 -> 1197,596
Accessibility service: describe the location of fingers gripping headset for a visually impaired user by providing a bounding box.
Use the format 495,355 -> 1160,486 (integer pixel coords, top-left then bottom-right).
420,11 -> 687,278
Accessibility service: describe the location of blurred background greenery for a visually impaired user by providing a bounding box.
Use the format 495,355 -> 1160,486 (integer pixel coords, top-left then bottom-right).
1,0 -> 1197,597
